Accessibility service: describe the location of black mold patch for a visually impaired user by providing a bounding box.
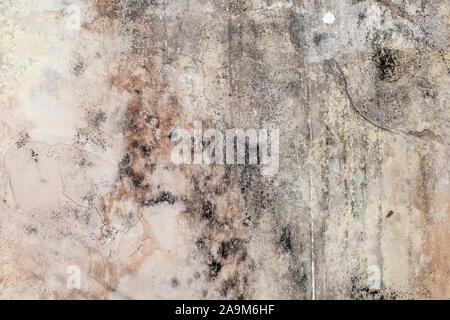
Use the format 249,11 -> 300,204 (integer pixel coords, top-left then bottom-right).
350,276 -> 403,300
279,227 -> 292,253
119,153 -> 132,168
238,165 -> 273,226
74,128 -> 107,150
373,48 -> 398,81
218,238 -> 241,260
124,0 -> 156,21
25,224 -> 37,235
140,191 -> 177,206
313,33 -> 327,46
73,208 -> 92,226
288,263 -> 308,289
225,0 -> 252,16
357,12 -> 366,26
182,165 -> 270,298
31,150 -> 39,163
79,157 -> 93,167
207,257 -> 222,279
16,133 -> 30,148
88,110 -> 107,128
171,277 -> 179,288
220,276 -> 239,297
202,200 -> 214,220
350,277 -> 384,300
196,237 -> 206,250
72,58 -> 86,76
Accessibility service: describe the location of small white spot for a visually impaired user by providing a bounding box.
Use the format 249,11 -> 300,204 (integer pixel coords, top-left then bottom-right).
323,12 -> 335,24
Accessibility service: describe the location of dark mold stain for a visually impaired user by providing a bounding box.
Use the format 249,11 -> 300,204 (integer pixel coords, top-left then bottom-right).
357,12 -> 366,26
202,200 -> 214,220
288,263 -> 308,288
238,165 -> 272,226
195,237 -> 206,250
73,58 -> 86,76
25,224 -> 38,235
181,166 -> 258,298
313,33 -> 327,46
207,257 -> 222,279
31,150 -> 39,163
220,276 -> 239,297
373,48 -> 398,81
79,157 -> 93,167
279,227 -> 293,252
226,0 -> 251,16
16,133 -> 30,148
86,1 -> 292,300
124,0 -> 157,21
119,153 -> 132,168
171,277 -> 179,288
88,110 -> 107,128
140,191 -> 177,206
218,238 -> 241,260
74,128 -> 107,150
73,208 -> 92,226
350,277 -> 400,300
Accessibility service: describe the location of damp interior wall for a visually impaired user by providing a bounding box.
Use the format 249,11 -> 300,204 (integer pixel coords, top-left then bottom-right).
0,0 -> 448,299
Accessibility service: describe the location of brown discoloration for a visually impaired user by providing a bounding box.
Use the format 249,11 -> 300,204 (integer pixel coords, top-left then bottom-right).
81,1 -> 264,299
412,153 -> 431,224
421,212 -> 450,299
79,3 -> 179,297
96,0 -> 123,19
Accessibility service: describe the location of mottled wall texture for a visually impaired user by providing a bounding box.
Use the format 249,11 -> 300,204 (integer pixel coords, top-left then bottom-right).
0,0 -> 448,300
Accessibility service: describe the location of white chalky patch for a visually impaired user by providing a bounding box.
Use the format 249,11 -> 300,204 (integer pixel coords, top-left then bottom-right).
323,12 -> 335,24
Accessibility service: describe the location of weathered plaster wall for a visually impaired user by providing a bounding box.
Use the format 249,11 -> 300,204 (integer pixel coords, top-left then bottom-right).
0,0 -> 448,299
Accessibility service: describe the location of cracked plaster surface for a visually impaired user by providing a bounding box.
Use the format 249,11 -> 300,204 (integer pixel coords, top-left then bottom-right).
0,0 -> 448,299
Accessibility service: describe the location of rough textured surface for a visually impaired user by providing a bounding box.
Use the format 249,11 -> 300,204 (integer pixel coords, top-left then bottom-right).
0,0 -> 448,299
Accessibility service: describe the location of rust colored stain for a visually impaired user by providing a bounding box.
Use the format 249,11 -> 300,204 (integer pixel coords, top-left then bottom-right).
421,212 -> 450,298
